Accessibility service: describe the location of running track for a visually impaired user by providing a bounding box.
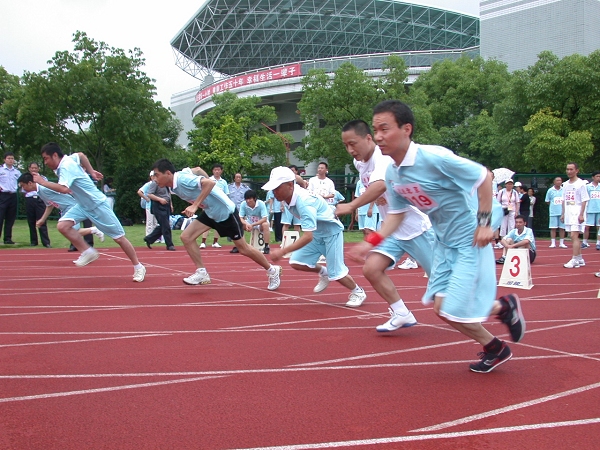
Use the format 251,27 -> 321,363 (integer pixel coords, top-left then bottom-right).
0,243 -> 599,449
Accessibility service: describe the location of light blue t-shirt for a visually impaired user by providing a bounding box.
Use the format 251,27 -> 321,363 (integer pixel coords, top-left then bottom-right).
37,185 -> 77,213
386,143 -> 487,248
544,187 -> 563,217
586,183 -> 600,214
239,199 -> 268,224
354,180 -> 379,216
140,181 -> 153,211
284,184 -> 344,237
56,154 -> 106,210
505,226 -> 536,252
266,190 -> 281,214
210,176 -> 230,195
171,171 -> 235,223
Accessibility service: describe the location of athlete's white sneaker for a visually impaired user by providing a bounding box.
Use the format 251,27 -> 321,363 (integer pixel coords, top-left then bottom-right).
183,269 -> 211,285
548,243 -> 556,248
199,243 -> 206,249
212,242 -> 222,248
494,243 -> 504,249
267,265 -> 282,291
92,229 -> 105,242
133,265 -> 146,282
397,258 -> 418,270
376,309 -> 418,332
346,289 -> 367,307
576,257 -> 585,266
563,258 -> 580,268
318,255 -> 327,264
313,275 -> 330,293
73,249 -> 99,267
559,243 -> 568,248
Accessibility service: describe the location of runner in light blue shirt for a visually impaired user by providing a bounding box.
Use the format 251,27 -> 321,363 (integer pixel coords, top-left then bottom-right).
544,177 -> 566,248
352,100 -> 525,373
584,171 -> 600,249
152,158 -> 281,290
34,143 -> 145,281
263,166 -> 367,308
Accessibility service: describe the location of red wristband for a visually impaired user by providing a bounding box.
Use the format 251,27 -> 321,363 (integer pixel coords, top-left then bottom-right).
364,232 -> 384,246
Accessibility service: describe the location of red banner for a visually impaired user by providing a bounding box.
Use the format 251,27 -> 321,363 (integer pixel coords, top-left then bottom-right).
195,64 -> 301,103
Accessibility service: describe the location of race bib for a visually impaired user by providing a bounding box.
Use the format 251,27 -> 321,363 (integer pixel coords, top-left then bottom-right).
553,197 -> 563,205
392,182 -> 438,210
591,191 -> 600,199
564,191 -> 575,202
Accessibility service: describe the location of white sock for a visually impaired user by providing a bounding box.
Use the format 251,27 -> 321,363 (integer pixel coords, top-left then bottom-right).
390,299 -> 409,315
351,285 -> 364,294
583,239 -> 588,244
267,265 -> 277,274
551,239 -> 556,245
90,226 -> 98,234
319,266 -> 328,277
81,247 -> 96,256
134,263 -> 143,270
560,239 -> 565,245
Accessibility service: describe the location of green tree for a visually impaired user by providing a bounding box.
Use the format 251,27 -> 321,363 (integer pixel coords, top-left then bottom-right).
188,91 -> 288,178
411,55 -> 510,165
16,31 -> 181,176
0,67 -> 23,155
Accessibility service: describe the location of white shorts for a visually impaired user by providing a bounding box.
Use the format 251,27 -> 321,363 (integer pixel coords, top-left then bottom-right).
564,223 -> 585,233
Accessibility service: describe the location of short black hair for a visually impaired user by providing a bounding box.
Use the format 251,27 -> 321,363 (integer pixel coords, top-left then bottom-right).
592,171 -> 600,177
244,189 -> 257,200
515,215 -> 527,222
4,152 -> 15,159
212,163 -> 223,170
373,100 -> 415,139
18,172 -> 34,184
152,158 -> 176,174
41,142 -> 64,158
342,120 -> 372,137
318,162 -> 328,169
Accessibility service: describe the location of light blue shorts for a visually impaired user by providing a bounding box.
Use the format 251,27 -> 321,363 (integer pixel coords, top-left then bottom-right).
363,213 -> 380,231
423,241 -> 496,323
59,202 -> 125,239
357,214 -> 366,230
371,228 -> 435,274
585,213 -> 600,227
549,216 -> 565,229
289,231 -> 348,281
281,209 -> 301,226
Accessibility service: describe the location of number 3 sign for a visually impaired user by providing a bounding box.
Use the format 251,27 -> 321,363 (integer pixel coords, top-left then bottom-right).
498,248 -> 534,289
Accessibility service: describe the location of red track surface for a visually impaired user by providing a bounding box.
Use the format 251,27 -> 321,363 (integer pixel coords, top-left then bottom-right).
0,242 -> 599,449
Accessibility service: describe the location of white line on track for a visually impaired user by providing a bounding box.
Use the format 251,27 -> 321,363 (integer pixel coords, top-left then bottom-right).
0,333 -> 169,349
230,418 -> 600,449
0,375 -> 227,404
410,382 -> 600,432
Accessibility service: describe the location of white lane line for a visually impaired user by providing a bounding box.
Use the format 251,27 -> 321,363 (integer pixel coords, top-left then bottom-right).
410,382 -> 600,432
0,375 -> 226,403
0,333 -> 170,349
0,354 -> 584,379
231,418 -> 600,449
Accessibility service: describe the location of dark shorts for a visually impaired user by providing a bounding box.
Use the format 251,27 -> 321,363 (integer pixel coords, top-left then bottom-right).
196,209 -> 244,241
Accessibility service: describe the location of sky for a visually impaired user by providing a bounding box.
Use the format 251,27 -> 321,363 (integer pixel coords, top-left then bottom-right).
1,0 -> 480,107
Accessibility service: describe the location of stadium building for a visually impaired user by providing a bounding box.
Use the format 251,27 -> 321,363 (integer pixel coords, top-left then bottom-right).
169,0 -> 480,167
169,0 -> 600,170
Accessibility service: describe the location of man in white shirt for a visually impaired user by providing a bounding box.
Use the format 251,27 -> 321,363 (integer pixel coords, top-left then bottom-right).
562,162 -> 589,268
307,162 -> 335,200
495,215 -> 536,264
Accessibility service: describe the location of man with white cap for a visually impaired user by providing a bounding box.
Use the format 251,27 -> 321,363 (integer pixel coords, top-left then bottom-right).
263,166 -> 367,307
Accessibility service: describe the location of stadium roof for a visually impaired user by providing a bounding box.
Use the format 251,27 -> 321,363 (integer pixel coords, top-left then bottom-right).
171,0 -> 479,78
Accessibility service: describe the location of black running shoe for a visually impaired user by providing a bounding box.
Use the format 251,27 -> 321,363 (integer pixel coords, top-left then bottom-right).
263,246 -> 270,255
469,342 -> 512,373
496,256 -> 505,264
497,294 -> 525,342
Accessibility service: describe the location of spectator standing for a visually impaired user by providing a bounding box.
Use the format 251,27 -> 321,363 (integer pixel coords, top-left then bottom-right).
0,152 -> 21,244
307,162 -> 335,201
23,162 -> 51,247
545,177 -> 566,248
266,189 -> 283,243
496,179 -> 519,246
200,163 -> 229,248
527,188 -> 536,230
103,177 -> 116,210
583,171 -> 600,250
562,163 -> 589,268
143,177 -> 175,251
515,182 -> 530,223
137,172 -> 158,240
227,172 -> 251,253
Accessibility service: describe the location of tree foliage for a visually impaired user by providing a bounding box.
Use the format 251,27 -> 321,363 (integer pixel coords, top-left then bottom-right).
187,91 -> 288,178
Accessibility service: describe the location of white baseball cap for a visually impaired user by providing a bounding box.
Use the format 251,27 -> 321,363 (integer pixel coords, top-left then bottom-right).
514,181 -> 522,187
262,166 -> 296,191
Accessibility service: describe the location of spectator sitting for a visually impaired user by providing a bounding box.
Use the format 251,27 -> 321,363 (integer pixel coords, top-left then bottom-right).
496,215 -> 536,264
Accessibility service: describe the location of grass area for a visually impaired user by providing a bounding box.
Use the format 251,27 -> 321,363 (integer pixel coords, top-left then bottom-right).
0,219 -> 366,250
